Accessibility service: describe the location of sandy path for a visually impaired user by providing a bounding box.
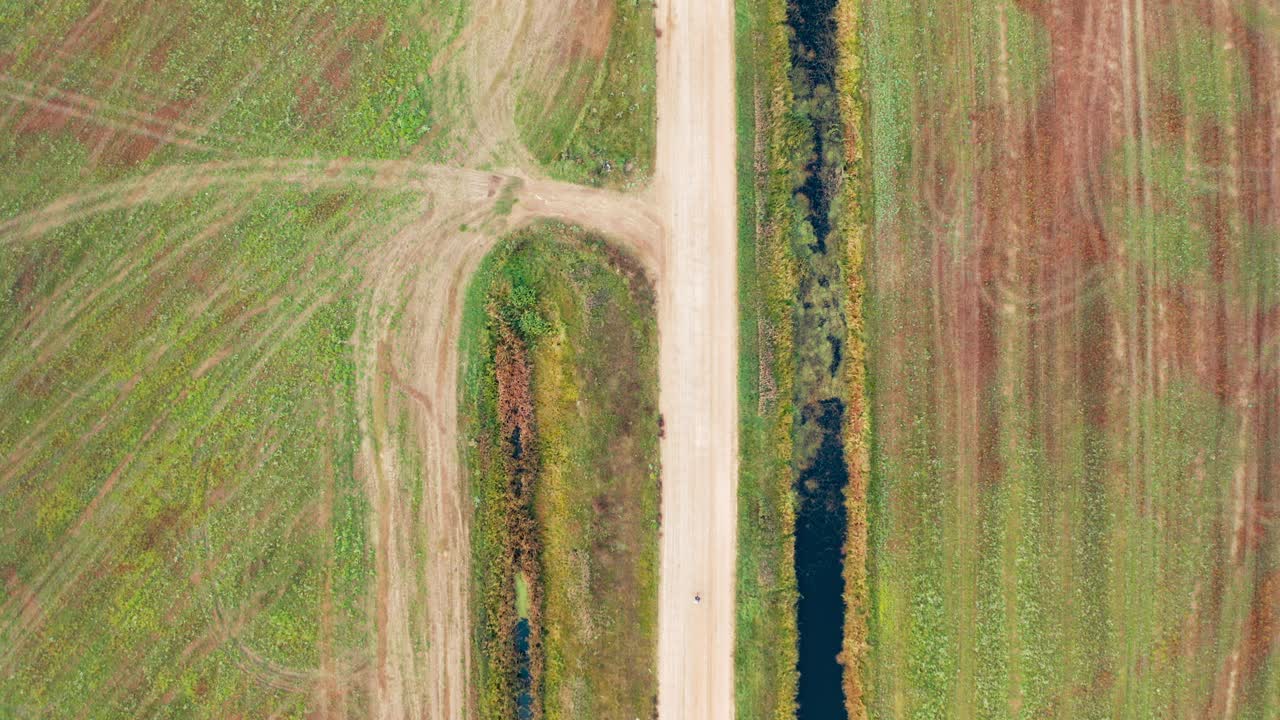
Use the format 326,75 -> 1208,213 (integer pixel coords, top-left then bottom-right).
384,0 -> 740,712
652,0 -> 739,716
371,179 -> 665,720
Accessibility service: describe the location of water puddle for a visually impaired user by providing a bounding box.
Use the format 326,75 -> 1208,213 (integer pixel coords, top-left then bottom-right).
514,571 -> 534,720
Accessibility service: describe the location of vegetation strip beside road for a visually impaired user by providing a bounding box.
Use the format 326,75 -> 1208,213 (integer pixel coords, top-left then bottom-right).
460,223 -> 660,720
732,0 -> 802,713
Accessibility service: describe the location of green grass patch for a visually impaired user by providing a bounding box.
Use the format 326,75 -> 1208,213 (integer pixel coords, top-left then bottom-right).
515,0 -> 656,188
515,571 -> 531,619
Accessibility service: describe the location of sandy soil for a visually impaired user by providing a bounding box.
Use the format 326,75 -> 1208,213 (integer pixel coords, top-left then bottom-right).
652,0 -> 739,716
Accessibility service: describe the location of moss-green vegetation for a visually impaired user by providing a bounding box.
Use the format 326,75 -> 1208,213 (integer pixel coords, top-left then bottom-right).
515,0 -> 656,188
460,222 -> 659,720
0,184 -> 418,717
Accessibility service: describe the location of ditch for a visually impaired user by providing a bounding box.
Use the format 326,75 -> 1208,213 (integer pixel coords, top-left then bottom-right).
785,0 -> 852,716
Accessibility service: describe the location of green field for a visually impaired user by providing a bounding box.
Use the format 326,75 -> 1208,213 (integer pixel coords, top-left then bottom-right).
0,0 -> 657,717
0,3 -> 467,713
460,222 -> 660,720
735,0 -> 1279,718
0,182 -> 413,717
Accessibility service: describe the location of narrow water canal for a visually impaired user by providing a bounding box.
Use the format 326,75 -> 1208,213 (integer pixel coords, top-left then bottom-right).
795,399 -> 849,718
513,571 -> 534,719
513,618 -> 534,720
786,0 -> 851,716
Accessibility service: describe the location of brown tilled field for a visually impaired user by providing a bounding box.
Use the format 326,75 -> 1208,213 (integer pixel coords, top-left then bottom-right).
862,0 -> 1279,716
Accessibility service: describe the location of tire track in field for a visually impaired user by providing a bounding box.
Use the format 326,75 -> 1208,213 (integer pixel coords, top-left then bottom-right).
4,0 -> 699,713
2,153 -> 664,719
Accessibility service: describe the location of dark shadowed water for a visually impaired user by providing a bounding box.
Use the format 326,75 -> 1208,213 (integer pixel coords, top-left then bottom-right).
786,0 -> 851,717
788,0 -> 839,252
514,619 -> 534,720
795,399 -> 849,719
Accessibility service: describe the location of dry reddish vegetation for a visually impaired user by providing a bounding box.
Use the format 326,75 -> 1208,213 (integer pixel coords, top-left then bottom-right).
492,323 -> 546,718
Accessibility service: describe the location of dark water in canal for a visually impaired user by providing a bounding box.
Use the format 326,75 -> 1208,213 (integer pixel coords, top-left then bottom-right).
514,619 -> 534,720
786,0 -> 850,716
795,400 -> 849,719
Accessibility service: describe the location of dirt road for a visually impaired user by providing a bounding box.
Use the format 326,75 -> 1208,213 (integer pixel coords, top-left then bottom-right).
653,0 -> 739,716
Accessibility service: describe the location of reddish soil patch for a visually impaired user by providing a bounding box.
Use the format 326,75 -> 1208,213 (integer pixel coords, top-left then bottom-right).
566,0 -> 615,61
16,103 -> 74,135
2,564 -> 45,634
352,16 -> 387,43
296,14 -> 362,121
8,250 -> 51,309
323,49 -> 353,92
186,258 -> 214,293
88,13 -> 125,60
140,505 -> 185,550
1243,571 -> 1280,678
295,77 -> 323,120
15,361 -> 58,400
147,30 -> 181,73
18,93 -> 193,167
